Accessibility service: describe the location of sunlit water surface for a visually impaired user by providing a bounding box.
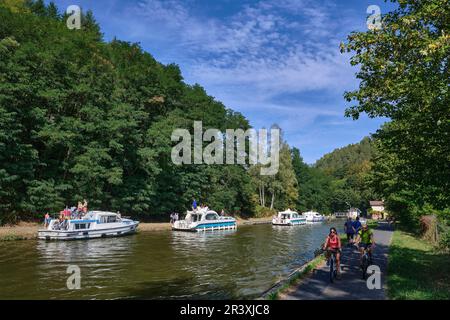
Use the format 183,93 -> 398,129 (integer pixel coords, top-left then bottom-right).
0,222 -> 335,299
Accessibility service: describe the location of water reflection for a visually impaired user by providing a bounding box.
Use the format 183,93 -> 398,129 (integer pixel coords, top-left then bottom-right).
0,222 -> 333,299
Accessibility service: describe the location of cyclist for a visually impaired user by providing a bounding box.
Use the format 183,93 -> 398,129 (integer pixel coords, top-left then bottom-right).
355,223 -> 375,266
322,227 -> 342,279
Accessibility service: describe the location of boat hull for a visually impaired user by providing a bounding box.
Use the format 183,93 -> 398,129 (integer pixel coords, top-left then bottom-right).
172,220 -> 237,232
306,218 -> 325,223
272,218 -> 306,226
38,222 -> 139,240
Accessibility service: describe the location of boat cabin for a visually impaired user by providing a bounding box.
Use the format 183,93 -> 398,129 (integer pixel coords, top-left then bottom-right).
185,210 -> 220,222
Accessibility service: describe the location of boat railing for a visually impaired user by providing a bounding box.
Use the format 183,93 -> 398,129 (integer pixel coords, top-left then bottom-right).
219,216 -> 234,221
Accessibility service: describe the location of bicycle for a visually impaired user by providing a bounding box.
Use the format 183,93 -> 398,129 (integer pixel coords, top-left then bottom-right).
325,249 -> 338,283
360,244 -> 373,280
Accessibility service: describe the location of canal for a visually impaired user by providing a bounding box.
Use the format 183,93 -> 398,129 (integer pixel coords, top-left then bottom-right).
0,222 -> 336,299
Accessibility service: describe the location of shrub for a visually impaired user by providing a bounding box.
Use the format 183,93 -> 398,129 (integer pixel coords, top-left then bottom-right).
254,205 -> 277,218
420,215 -> 439,244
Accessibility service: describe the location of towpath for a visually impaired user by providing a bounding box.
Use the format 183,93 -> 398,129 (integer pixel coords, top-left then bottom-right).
281,222 -> 393,300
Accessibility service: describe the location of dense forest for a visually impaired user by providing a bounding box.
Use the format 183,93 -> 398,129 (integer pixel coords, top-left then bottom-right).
0,0 -> 301,223
291,137 -> 377,215
1,0 -> 448,237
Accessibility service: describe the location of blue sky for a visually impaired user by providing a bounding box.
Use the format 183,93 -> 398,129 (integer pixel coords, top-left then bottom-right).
49,0 -> 394,163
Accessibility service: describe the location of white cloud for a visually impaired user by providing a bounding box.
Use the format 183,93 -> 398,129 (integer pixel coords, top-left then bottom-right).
112,0 -> 367,161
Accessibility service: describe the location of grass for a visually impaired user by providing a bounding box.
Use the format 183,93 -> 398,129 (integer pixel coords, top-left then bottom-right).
0,234 -> 27,241
388,230 -> 450,299
366,219 -> 379,229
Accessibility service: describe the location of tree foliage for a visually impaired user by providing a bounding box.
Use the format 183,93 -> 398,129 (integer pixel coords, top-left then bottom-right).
0,1 -> 305,223
0,1 -> 258,222
341,0 -> 450,224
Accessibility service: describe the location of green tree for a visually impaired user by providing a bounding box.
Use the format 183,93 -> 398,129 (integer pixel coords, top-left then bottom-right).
341,0 -> 450,221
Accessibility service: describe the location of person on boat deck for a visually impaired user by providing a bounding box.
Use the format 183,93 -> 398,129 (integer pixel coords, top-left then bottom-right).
192,198 -> 197,212
220,209 -> 225,216
323,227 -> 342,279
82,199 -> 88,214
44,212 -> 50,227
63,207 -> 71,220
69,206 -> 76,219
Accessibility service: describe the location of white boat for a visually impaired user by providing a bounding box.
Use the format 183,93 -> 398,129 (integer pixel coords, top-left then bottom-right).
38,211 -> 139,240
172,208 -> 236,232
303,211 -> 325,223
272,209 -> 306,226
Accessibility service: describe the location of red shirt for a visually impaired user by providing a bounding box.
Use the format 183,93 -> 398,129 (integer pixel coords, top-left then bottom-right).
327,235 -> 341,249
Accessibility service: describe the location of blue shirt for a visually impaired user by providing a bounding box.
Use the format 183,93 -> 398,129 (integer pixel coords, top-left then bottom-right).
192,200 -> 197,209
353,220 -> 362,232
345,221 -> 355,234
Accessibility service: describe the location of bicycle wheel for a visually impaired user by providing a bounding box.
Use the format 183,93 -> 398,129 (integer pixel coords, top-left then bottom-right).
362,255 -> 368,280
329,256 -> 334,283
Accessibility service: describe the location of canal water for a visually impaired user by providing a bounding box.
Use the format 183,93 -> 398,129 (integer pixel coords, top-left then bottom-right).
0,222 -> 336,299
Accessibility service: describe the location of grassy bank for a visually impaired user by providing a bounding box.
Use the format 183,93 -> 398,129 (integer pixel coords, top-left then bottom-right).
0,222 -> 40,241
388,230 -> 450,299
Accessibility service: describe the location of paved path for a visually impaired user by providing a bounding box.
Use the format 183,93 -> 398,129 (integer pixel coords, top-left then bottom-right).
282,222 -> 394,300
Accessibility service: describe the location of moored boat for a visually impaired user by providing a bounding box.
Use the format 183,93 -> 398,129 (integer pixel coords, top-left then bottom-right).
303,211 -> 325,223
38,211 -> 139,240
172,208 -> 236,232
272,209 -> 306,226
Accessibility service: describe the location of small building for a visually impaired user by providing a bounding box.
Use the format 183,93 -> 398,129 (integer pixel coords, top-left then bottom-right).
370,200 -> 385,220
348,207 -> 361,219
334,208 -> 361,219
334,211 -> 348,218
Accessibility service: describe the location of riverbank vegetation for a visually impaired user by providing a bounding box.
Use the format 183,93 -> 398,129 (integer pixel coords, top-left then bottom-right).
388,229 -> 450,299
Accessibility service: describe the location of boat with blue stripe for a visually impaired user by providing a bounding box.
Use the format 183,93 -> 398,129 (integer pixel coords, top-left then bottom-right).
172,208 -> 237,232
38,211 -> 139,240
272,209 -> 306,226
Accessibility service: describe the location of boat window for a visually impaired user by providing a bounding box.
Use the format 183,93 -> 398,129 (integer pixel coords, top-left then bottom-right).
74,223 -> 87,230
205,213 -> 218,220
107,216 -> 117,223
